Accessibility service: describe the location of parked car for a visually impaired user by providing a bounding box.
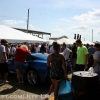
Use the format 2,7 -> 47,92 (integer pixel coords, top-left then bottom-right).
7,53 -> 50,85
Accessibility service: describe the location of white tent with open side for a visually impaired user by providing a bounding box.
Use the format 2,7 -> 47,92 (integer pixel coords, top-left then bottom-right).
0,25 -> 47,43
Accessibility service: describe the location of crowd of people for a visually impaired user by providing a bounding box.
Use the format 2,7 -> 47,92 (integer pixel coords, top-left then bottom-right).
5,42 -> 72,59
0,38 -> 100,100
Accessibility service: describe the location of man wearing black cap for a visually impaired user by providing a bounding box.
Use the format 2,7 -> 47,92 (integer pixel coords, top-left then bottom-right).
0,39 -> 9,83
92,43 -> 100,83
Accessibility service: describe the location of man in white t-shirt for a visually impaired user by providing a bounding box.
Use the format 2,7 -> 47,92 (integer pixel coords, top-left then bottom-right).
12,45 -> 16,54
62,43 -> 71,61
49,42 -> 57,54
36,43 -> 41,53
0,39 -> 9,83
49,46 -> 54,53
10,44 -> 16,57
92,43 -> 100,83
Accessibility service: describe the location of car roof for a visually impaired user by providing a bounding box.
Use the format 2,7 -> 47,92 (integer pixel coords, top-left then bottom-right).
31,53 -> 49,59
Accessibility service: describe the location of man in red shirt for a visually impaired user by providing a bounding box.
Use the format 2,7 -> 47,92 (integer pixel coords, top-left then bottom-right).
14,45 -> 30,85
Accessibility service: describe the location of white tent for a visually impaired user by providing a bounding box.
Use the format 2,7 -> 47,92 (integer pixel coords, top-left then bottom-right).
0,25 -> 47,43
55,38 -> 94,45
56,38 -> 76,45
82,41 -> 94,45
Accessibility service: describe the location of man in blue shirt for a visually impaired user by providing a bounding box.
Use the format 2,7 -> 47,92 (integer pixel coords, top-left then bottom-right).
88,45 -> 95,60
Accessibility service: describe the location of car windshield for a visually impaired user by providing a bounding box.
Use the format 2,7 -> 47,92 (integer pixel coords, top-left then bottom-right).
32,53 -> 49,59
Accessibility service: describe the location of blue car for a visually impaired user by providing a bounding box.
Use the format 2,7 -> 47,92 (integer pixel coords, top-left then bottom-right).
8,53 -> 50,85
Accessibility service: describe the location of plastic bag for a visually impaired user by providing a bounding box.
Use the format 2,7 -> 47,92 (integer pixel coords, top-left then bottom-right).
88,67 -> 94,73
58,80 -> 73,100
58,80 -> 72,95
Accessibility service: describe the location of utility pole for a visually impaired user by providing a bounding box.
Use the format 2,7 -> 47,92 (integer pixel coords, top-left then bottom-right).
92,29 -> 93,42
27,9 -> 29,33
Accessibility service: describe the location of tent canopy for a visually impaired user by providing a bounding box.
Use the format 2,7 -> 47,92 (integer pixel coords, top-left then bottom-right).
0,25 -> 47,43
56,38 -> 76,45
82,41 -> 94,45
49,38 -> 94,45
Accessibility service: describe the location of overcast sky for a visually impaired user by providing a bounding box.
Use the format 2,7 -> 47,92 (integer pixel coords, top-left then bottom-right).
0,0 -> 100,41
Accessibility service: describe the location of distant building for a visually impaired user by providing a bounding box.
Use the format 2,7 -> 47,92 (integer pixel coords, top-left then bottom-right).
49,35 -> 68,40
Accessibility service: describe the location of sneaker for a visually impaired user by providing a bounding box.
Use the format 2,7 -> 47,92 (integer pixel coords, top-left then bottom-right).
3,80 -> 10,83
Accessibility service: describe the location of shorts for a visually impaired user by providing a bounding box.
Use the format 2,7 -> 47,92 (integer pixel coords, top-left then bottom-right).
14,61 -> 24,71
51,77 -> 62,81
0,63 -> 8,73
